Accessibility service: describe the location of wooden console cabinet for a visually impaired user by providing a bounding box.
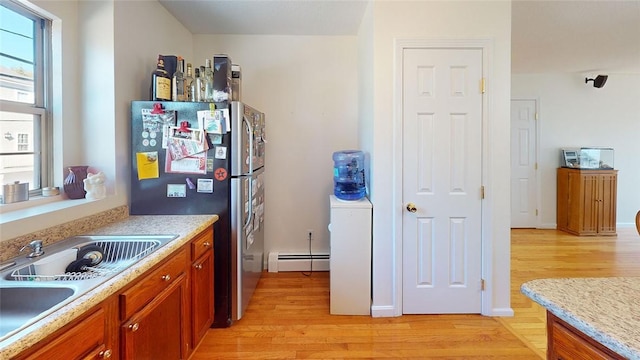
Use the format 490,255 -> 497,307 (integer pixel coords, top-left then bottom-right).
547,312 -> 624,360
557,168 -> 617,236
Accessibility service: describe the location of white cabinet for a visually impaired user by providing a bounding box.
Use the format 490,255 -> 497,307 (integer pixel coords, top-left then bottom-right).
329,195 -> 372,315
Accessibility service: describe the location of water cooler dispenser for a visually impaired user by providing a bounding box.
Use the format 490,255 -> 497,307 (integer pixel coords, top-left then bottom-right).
328,150 -> 371,315
332,150 -> 366,201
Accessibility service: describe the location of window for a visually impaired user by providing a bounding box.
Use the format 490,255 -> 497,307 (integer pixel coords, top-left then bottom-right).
0,1 -> 51,195
17,133 -> 28,151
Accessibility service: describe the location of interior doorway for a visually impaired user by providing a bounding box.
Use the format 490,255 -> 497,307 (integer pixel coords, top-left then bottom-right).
510,99 -> 539,228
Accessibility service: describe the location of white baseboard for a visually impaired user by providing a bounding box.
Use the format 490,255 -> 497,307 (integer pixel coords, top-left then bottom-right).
371,305 -> 399,317
268,252 -> 329,272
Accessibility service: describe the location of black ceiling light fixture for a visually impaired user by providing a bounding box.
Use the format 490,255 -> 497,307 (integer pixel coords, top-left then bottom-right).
585,75 -> 608,88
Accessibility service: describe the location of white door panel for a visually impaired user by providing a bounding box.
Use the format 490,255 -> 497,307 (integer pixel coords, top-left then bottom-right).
402,48 -> 483,314
510,99 -> 538,228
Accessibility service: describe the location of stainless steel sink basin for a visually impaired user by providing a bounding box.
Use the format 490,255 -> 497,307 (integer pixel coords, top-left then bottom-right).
5,235 -> 177,281
0,286 -> 76,339
0,234 -> 178,343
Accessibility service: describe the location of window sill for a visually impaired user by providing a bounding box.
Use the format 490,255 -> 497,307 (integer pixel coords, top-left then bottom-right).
0,195 -> 93,224
0,194 -> 122,242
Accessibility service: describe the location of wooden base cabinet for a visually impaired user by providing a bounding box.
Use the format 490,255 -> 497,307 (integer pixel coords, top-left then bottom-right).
557,168 -> 617,236
119,248 -> 189,359
547,312 -> 624,360
121,274 -> 188,360
15,297 -> 118,360
13,225 -> 216,360
190,227 -> 215,348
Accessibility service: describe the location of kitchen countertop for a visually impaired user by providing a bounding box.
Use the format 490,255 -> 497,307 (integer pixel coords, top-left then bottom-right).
521,277 -> 640,360
0,214 -> 218,359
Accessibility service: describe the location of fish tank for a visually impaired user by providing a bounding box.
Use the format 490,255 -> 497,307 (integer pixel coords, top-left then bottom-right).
560,147 -> 614,169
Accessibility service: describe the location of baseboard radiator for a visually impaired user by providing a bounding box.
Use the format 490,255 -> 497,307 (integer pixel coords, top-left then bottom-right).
268,252 -> 330,272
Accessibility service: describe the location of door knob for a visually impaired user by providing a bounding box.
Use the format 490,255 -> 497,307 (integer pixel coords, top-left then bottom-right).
406,203 -> 417,213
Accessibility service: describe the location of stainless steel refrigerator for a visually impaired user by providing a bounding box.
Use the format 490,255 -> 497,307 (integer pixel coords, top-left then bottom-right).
130,100 -> 265,327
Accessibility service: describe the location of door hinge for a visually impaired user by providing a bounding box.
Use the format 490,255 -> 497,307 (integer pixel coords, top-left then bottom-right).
481,186 -> 485,199
535,162 -> 538,170
481,78 -> 486,94
536,209 -> 539,216
481,279 -> 486,291
535,112 -> 539,120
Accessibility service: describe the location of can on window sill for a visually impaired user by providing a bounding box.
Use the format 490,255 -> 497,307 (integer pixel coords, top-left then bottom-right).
2,181 -> 29,204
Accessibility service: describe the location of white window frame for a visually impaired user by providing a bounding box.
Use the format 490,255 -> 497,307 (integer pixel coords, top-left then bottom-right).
0,0 -> 52,195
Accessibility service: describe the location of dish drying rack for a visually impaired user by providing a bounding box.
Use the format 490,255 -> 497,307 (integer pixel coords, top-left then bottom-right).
9,240 -> 160,281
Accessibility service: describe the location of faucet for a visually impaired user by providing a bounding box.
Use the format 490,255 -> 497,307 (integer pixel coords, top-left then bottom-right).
20,240 -> 45,258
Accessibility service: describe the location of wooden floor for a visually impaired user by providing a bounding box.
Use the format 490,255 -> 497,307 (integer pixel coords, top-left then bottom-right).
192,228 -> 640,359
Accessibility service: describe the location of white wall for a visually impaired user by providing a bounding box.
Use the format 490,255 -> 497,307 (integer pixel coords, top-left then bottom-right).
114,1 -> 193,200
191,34 -> 359,257
512,73 -> 640,228
1,0 -> 192,241
366,1 -> 512,316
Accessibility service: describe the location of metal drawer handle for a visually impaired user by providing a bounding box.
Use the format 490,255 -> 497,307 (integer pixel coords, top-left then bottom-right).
194,264 -> 203,270
203,242 -> 211,247
99,349 -> 112,358
161,274 -> 171,281
129,323 -> 139,332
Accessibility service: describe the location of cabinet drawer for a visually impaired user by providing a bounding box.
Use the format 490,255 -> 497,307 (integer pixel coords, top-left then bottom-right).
20,308 -> 106,360
191,227 -> 213,260
548,313 -> 623,360
120,248 -> 187,320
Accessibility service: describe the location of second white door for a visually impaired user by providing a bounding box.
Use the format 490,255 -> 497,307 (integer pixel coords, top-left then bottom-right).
510,99 -> 538,228
402,47 -> 483,314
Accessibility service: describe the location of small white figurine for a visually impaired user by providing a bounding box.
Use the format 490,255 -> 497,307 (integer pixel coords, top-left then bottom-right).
83,172 -> 106,200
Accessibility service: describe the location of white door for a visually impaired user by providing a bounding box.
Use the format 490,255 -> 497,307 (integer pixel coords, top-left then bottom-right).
402,48 -> 483,314
510,99 -> 538,228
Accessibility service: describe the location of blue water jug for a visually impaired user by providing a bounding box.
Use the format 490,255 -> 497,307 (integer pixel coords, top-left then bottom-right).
333,150 -> 366,201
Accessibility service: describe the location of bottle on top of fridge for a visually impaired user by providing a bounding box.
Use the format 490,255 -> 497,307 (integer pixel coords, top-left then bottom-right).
184,63 -> 194,101
192,67 -> 202,102
171,56 -> 185,101
203,59 -> 214,101
332,150 -> 366,201
151,55 -> 171,101
199,66 -> 206,101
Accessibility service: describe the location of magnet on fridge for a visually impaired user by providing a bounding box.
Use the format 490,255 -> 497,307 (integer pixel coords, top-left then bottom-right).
209,133 -> 223,145
215,146 -> 227,159
186,177 -> 196,190
197,178 -> 214,193
167,184 -> 186,197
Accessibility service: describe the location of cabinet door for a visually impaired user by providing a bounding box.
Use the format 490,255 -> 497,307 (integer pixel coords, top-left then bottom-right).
121,273 -> 188,360
18,298 -> 117,360
597,173 -> 617,235
556,169 -> 570,232
578,173 -> 599,235
191,249 -> 215,348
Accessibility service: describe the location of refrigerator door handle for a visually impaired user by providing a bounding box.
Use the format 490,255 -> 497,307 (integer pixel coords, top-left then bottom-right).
243,114 -> 254,175
244,176 -> 253,230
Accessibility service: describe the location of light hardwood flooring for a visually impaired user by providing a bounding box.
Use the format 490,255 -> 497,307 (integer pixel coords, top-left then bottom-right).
192,228 -> 640,359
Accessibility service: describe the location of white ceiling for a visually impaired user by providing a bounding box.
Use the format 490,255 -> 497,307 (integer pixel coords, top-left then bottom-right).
158,0 -> 640,74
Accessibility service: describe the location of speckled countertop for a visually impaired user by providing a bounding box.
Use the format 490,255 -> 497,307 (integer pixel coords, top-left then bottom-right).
522,277 -> 640,359
0,214 -> 218,359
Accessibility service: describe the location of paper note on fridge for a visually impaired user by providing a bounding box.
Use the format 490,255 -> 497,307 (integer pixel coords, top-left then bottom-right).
136,151 -> 160,180
167,126 -> 208,160
164,150 -> 207,174
198,109 -> 225,134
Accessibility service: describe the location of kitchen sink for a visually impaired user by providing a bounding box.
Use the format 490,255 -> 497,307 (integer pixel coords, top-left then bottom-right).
0,234 -> 178,343
4,235 -> 177,282
0,286 -> 76,339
